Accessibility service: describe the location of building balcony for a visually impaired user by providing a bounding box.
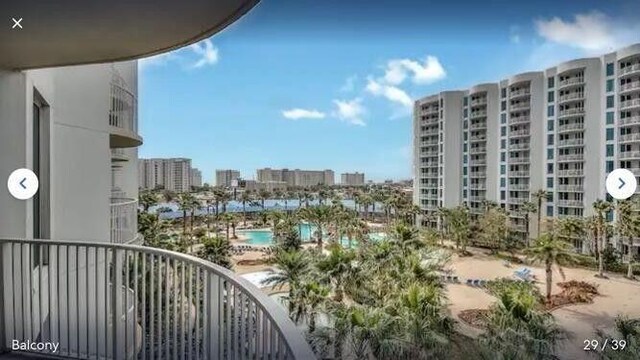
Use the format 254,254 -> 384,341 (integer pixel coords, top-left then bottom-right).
620,82 -> 640,94
557,169 -> 584,177
470,98 -> 488,106
0,239 -> 313,360
509,115 -> 530,124
557,200 -> 583,208
469,196 -> 485,202
510,170 -> 530,177
557,185 -> 584,192
421,150 -> 439,157
421,193 -> 439,200
557,138 -> 585,147
421,116 -> 439,125
421,140 -> 439,146
472,158 -> 487,165
621,99 -> 640,110
620,63 -> 640,76
558,123 -> 584,133
510,89 -> 530,99
509,158 -> 530,164
557,153 -> 584,162
510,102 -> 531,111
508,197 -> 528,205
619,133 -> 640,143
109,82 -> 143,148
469,172 -> 487,178
110,148 -> 129,162
421,173 -> 439,179
620,116 -> 640,126
510,129 -> 530,138
470,147 -> 487,154
469,122 -> 487,130
110,198 -> 141,244
469,135 -> 486,142
470,110 -> 487,119
510,184 -> 530,191
508,143 -> 530,151
559,77 -> 584,88
558,108 -> 585,118
619,151 -> 640,160
469,184 -> 487,190
558,92 -> 584,103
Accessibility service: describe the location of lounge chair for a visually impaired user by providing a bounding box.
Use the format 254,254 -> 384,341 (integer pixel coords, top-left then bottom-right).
472,279 -> 480,286
466,279 -> 473,286
452,276 -> 459,283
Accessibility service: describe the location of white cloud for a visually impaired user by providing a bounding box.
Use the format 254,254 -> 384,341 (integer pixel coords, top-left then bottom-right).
282,108 -> 326,120
340,75 -> 357,92
366,77 -> 413,108
382,56 -> 446,85
332,98 -> 366,126
190,39 -> 219,68
535,12 -> 616,52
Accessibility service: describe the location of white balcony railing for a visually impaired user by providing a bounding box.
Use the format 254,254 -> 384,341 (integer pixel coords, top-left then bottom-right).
558,123 -> 584,132
557,200 -> 583,207
557,169 -> 584,176
470,98 -> 488,106
510,184 -> 530,191
509,143 -> 530,150
110,198 -> 139,244
557,185 -> 584,192
559,77 -> 584,87
621,99 -> 640,109
469,122 -> 487,130
470,110 -> 487,118
510,129 -> 530,137
620,63 -> 640,75
619,133 -> 640,143
510,89 -> 530,98
619,151 -> 640,160
557,153 -> 584,161
510,102 -> 531,111
557,138 -> 585,147
558,92 -> 584,102
510,158 -> 530,164
510,171 -> 530,177
470,147 -> 487,154
620,82 -> 640,92
620,116 -> 640,126
0,239 -> 314,360
109,81 -> 137,133
558,108 -> 584,117
509,116 -> 530,124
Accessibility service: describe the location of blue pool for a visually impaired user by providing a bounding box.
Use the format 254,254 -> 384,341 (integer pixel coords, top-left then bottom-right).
238,223 -> 385,247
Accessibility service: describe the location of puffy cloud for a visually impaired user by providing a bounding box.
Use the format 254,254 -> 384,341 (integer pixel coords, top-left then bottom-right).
282,108 -> 326,120
382,56 -> 446,85
366,77 -> 412,108
190,39 -> 219,68
333,98 -> 366,126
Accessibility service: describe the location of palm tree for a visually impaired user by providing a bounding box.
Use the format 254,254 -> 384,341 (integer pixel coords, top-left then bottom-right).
257,189 -> 271,209
446,205 -> 471,253
177,192 -> 195,235
316,244 -> 356,302
262,249 -> 310,314
616,198 -> 640,279
139,190 -> 158,212
238,190 -> 253,226
290,280 -> 330,333
524,234 -> 575,301
188,196 -> 200,234
478,206 -> 509,253
197,236 -> 233,269
360,194 -> 373,221
532,189 -> 549,236
520,201 -> 537,246
555,216 -> 586,252
162,189 -> 177,203
299,205 -> 334,250
592,199 -> 613,269
219,212 -> 236,241
596,315 -> 640,359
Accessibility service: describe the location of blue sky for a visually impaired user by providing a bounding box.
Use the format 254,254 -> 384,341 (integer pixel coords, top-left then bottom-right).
138,0 -> 640,183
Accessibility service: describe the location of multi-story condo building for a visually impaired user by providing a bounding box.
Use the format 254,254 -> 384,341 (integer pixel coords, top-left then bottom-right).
139,157 -> 192,192
190,167 -> 203,187
414,44 -> 640,256
216,169 -> 241,187
341,172 -> 366,186
257,168 -> 335,187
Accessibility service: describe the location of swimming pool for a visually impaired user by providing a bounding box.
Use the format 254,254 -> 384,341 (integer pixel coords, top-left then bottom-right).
238,224 -> 385,247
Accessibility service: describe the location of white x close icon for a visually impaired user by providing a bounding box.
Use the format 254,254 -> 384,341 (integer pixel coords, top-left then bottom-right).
11,17 -> 23,29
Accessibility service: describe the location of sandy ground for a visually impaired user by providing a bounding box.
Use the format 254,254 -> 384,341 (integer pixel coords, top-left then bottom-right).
447,248 -> 640,360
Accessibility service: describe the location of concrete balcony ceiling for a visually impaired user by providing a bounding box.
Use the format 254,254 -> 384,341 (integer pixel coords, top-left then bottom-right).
0,0 -> 259,70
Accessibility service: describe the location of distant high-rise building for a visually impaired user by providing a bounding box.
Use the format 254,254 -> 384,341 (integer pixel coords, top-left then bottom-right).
139,158 -> 192,192
341,172 -> 365,186
190,168 -> 202,188
216,169 -> 240,187
256,168 -> 334,187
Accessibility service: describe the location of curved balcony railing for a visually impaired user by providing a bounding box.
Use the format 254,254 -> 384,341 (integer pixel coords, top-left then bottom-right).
0,239 -> 315,360
111,198 -> 139,244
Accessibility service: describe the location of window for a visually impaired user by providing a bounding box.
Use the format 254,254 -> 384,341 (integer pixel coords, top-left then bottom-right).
606,161 -> 614,173
548,120 -> 554,131
546,206 -> 554,217
500,165 -> 506,175
547,163 -> 554,174
464,97 -> 468,106
547,105 -> 554,117
500,178 -> 506,187
501,88 -> 506,98
606,112 -> 614,125
463,155 -> 468,164
548,134 -> 554,145
464,132 -> 468,140
606,95 -> 614,108
501,101 -> 506,111
463,143 -> 468,152
548,77 -> 555,88
500,191 -> 505,200
606,128 -> 614,141
606,79 -> 614,92
501,126 -> 506,136
463,167 -> 468,175
501,152 -> 506,162
606,144 -> 614,157
548,91 -> 554,102
463,120 -> 468,129
547,149 -> 554,160
547,177 -> 553,188
501,139 -> 506,149
606,62 -> 614,76
463,109 -> 468,118
501,113 -> 507,124
463,178 -> 467,186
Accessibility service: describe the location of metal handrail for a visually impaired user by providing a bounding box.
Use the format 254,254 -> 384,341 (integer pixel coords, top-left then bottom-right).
0,238 -> 315,359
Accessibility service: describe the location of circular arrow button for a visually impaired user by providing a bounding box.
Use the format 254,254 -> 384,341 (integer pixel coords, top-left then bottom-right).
7,168 -> 39,200
606,168 -> 637,200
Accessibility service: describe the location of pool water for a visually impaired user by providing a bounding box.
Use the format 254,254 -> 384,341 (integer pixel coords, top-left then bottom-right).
238,223 -> 385,247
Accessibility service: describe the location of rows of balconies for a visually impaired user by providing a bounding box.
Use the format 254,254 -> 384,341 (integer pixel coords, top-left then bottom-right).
557,200 -> 583,208
510,115 -> 530,124
620,63 -> 640,76
557,138 -> 585,147
558,107 -> 585,117
557,153 -> 584,161
621,99 -> 640,109
557,185 -> 584,192
558,122 -> 584,132
619,133 -> 640,143
620,116 -> 640,126
558,92 -> 585,103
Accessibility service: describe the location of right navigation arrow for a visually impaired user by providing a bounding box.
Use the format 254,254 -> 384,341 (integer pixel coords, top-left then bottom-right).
618,178 -> 626,190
